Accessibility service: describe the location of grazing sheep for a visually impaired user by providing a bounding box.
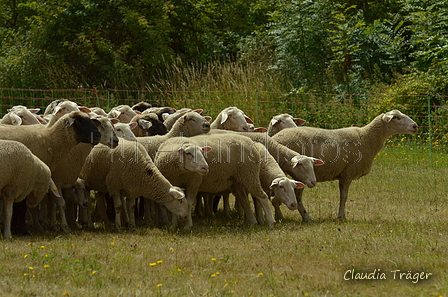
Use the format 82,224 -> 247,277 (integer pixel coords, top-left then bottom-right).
80,139 -> 188,230
64,178 -> 90,229
267,114 -> 306,137
129,113 -> 167,137
113,122 -> 138,141
0,140 -> 60,239
154,140 -> 211,229
187,133 -> 276,229
137,111 -> 211,159
1,106 -> 42,125
108,105 -> 138,123
272,109 -> 418,221
210,106 -> 254,132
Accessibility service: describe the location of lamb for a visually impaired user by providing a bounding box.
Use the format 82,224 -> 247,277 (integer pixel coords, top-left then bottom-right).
129,113 -> 167,137
0,140 -> 60,239
210,106 -> 254,132
1,106 -> 42,125
108,105 -> 138,123
136,111 -> 211,159
267,114 -> 306,137
182,133 -> 276,229
80,139 -> 188,230
272,109 -> 418,221
154,140 -> 211,229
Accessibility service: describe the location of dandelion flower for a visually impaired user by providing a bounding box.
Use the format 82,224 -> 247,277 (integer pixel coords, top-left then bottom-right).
149,262 -> 157,267
157,260 -> 163,264
28,267 -> 34,270
62,291 -> 69,296
40,246 -> 45,249
157,284 -> 163,287
23,254 -> 29,259
111,242 -> 115,245
92,271 -> 97,275
44,265 -> 50,268
23,273 -> 28,277
258,272 -> 263,276
211,258 -> 216,261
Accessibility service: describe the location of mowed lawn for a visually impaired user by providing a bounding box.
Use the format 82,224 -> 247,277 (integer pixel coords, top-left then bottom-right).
0,154 -> 447,297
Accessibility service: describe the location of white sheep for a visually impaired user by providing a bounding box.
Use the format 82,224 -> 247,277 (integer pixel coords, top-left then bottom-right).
154,140 -> 211,229
210,106 -> 254,132
136,111 -> 211,159
80,139 -> 188,230
236,142 -> 304,224
267,114 -> 306,137
0,140 -> 60,239
108,105 -> 138,123
272,109 -> 418,221
161,108 -> 210,130
90,107 -> 108,116
1,106 -> 42,125
185,133 -> 276,229
113,122 -> 138,141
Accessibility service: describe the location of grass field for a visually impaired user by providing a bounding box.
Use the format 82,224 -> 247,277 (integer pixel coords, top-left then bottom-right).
0,153 -> 447,297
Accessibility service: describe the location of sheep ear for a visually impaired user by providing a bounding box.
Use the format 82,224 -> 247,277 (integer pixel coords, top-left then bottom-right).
49,178 -> 61,197
290,156 -> 302,167
109,110 -> 119,119
204,116 -> 212,122
66,117 -> 76,127
291,179 -> 305,189
169,188 -> 185,200
269,178 -> 281,189
110,118 -> 120,125
177,147 -> 185,154
312,158 -> 325,166
28,108 -> 41,114
201,146 -> 212,153
270,118 -> 280,126
193,109 -> 203,114
220,112 -> 229,124
162,113 -> 170,121
294,118 -> 306,126
91,119 -> 101,127
244,115 -> 254,124
129,122 -> 138,130
10,114 -> 22,126
135,110 -> 142,114
138,119 -> 153,129
383,113 -> 394,123
253,127 -> 267,133
78,106 -> 91,114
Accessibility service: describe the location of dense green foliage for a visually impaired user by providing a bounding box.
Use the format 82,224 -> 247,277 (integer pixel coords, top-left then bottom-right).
0,0 -> 447,103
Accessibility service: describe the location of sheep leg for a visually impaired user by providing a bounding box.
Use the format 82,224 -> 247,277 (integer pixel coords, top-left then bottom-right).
3,198 -> 14,239
271,197 -> 284,221
295,188 -> 313,222
222,193 -> 232,219
96,192 -> 113,229
337,179 -> 351,221
253,197 -> 265,224
50,191 -> 71,233
29,206 -> 45,234
231,185 -> 257,225
110,193 -> 123,231
194,194 -> 204,218
253,195 -> 275,229
126,197 -> 136,230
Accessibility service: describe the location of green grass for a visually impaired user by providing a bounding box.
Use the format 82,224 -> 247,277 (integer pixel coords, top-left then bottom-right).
1,158 -> 447,297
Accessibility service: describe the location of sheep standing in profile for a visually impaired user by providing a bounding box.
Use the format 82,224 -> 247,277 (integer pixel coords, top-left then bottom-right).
0,140 -> 60,239
272,109 -> 418,221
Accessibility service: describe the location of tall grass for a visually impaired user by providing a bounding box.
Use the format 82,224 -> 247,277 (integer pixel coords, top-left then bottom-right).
1,159 -> 447,296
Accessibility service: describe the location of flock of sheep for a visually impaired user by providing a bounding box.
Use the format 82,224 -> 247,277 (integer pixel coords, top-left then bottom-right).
0,100 -> 419,239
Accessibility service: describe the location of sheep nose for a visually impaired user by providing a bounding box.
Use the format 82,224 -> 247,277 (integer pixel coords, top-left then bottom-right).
309,181 -> 316,188
290,202 -> 297,210
242,126 -> 248,131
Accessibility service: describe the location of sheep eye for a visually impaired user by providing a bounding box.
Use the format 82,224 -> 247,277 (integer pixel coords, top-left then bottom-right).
393,116 -> 401,120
